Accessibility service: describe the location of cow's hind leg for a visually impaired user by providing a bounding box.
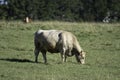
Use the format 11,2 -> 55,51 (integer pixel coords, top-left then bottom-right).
34,38 -> 40,63
41,51 -> 47,64
34,48 -> 40,63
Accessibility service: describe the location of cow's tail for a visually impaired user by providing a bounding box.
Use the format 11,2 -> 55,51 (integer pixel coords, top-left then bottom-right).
34,31 -> 40,49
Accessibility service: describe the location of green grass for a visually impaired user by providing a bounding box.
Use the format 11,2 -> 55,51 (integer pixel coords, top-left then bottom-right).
0,21 -> 120,80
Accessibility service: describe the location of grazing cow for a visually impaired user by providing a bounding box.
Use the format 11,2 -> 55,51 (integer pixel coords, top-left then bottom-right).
34,30 -> 85,64
23,17 -> 32,23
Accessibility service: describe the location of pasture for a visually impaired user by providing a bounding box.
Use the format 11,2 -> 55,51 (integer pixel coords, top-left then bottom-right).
0,21 -> 120,80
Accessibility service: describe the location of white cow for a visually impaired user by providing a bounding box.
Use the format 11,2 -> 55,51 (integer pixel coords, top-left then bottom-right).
34,30 -> 85,64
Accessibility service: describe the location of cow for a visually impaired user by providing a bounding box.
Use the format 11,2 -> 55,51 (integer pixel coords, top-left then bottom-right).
34,30 -> 85,64
23,17 -> 32,23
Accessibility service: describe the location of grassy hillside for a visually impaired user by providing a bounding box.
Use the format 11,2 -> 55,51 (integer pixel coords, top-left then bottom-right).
0,21 -> 120,80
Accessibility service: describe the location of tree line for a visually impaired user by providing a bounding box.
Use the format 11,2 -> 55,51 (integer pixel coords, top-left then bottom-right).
0,0 -> 120,22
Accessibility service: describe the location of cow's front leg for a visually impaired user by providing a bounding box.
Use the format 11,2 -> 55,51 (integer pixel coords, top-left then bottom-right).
60,53 -> 66,62
41,51 -> 47,64
62,54 -> 67,62
61,48 -> 67,62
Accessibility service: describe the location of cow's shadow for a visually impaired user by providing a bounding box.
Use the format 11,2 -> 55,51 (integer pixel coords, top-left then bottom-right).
0,58 -> 79,65
0,58 -> 34,63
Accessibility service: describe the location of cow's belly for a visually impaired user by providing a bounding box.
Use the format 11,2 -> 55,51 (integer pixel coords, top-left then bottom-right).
48,49 -> 59,53
44,44 -> 60,53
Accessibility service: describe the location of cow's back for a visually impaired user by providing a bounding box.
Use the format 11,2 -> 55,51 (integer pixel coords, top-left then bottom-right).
35,30 -> 63,52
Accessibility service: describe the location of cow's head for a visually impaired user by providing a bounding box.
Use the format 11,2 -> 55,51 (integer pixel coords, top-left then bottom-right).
80,51 -> 86,64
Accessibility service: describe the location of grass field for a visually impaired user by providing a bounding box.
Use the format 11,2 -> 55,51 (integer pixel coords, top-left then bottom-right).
0,21 -> 120,80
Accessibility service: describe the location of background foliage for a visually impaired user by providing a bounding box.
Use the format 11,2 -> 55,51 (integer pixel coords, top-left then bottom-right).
0,0 -> 120,22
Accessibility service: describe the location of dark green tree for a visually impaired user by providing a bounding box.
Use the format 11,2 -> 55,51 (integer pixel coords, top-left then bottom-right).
0,0 -> 119,21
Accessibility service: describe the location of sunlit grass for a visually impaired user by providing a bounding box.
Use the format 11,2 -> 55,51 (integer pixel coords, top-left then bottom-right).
0,21 -> 120,80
